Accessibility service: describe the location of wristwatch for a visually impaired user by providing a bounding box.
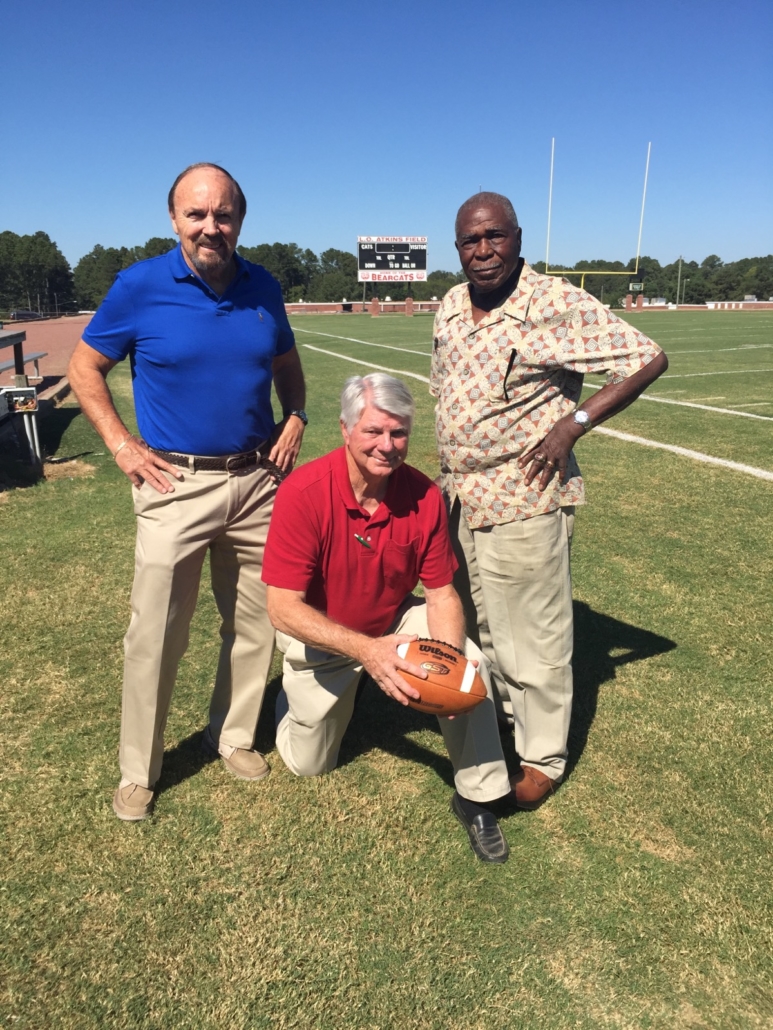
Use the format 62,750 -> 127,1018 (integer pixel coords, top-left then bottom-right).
573,410 -> 592,433
285,409 -> 308,426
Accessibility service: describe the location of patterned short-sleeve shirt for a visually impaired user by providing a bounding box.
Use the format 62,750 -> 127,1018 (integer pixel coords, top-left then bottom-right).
431,261 -> 662,529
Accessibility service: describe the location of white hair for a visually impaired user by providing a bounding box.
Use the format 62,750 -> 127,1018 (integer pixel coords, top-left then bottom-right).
455,192 -> 519,238
340,373 -> 415,432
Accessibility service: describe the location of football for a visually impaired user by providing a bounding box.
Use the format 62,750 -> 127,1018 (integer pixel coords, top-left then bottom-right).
395,638 -> 487,717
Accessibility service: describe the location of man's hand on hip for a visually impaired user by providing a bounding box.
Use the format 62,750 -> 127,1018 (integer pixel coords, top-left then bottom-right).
519,416 -> 584,489
267,415 -> 305,472
115,436 -> 184,493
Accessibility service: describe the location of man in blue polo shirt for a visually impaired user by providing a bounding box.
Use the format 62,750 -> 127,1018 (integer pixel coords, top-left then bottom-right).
68,163 -> 307,821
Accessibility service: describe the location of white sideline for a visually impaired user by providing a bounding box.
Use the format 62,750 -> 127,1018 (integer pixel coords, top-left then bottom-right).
296,327 -> 773,421
302,344 -> 432,383
595,428 -> 773,482
660,368 -> 773,379
302,344 -> 773,481
583,381 -> 773,420
292,325 -> 430,356
667,344 -> 773,353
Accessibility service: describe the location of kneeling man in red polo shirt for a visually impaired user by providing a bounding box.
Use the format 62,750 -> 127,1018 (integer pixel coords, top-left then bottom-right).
262,373 -> 513,863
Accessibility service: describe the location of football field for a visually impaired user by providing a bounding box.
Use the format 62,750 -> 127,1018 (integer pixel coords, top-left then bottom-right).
1,310 -> 771,1029
290,309 -> 773,475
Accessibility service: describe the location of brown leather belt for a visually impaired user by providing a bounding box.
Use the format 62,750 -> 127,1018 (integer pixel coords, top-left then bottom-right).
151,447 -> 288,483
152,448 -> 260,472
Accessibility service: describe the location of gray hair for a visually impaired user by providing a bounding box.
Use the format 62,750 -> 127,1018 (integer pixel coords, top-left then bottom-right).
455,192 -> 519,238
340,373 -> 415,433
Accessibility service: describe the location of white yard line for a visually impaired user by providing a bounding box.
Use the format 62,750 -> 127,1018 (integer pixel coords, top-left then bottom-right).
660,368 -> 773,379
583,381 -> 773,420
641,326 -> 773,335
302,344 -> 432,383
292,326 -> 772,367
302,344 -> 773,480
292,325 -> 431,357
666,343 -> 773,354
595,428 -> 773,482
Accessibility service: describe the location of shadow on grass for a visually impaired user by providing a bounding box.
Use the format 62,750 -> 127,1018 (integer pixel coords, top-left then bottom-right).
155,603 -> 676,797
156,729 -> 218,796
155,674 -> 286,798
0,418 -> 39,488
338,600 -> 676,792
39,405 -> 87,458
0,405 -> 90,490
566,601 -> 676,778
341,675 -> 455,785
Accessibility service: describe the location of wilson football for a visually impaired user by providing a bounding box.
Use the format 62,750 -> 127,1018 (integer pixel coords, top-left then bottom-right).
395,638 -> 487,716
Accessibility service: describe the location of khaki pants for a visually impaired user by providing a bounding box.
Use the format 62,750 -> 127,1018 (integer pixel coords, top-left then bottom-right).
275,598 -> 511,802
120,465 -> 277,788
450,501 -> 575,781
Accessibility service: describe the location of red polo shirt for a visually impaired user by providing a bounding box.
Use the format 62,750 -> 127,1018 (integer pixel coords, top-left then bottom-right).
262,447 -> 457,637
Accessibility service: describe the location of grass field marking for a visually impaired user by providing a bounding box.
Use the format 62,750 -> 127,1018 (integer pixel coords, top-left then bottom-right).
292,325 -> 431,357
666,344 -> 773,354
304,345 -> 773,480
584,382 -> 773,421
596,427 -> 773,482
303,344 -> 770,421
638,324 -> 773,335
302,344 -> 431,383
660,368 -> 773,380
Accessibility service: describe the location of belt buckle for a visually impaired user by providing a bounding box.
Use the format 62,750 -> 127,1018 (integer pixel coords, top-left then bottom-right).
225,451 -> 259,471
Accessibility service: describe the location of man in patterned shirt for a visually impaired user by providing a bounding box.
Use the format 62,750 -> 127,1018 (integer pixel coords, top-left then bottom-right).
431,192 -> 668,808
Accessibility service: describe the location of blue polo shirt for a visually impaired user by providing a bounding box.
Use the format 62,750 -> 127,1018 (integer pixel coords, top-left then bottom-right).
83,245 -> 295,454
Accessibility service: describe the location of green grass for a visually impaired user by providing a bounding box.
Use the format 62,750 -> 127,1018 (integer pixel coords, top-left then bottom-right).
1,311 -> 772,1028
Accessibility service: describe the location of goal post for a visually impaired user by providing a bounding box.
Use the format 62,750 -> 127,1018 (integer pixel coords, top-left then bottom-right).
544,140 -> 652,292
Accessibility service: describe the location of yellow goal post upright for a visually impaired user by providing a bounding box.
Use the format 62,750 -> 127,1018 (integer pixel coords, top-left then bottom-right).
543,138 -> 652,293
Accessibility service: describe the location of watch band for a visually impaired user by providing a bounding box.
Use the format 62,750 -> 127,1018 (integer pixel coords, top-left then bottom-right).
285,409 -> 308,426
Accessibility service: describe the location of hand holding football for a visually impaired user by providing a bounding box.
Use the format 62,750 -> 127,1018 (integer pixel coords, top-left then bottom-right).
395,638 -> 487,717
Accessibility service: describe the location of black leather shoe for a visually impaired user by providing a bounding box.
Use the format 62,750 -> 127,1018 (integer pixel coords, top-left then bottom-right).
450,792 -> 510,864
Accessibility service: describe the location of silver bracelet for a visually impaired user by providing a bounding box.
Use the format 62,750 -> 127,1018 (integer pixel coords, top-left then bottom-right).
113,435 -> 133,458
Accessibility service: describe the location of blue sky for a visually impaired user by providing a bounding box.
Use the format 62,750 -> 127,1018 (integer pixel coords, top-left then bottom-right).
3,0 -> 771,272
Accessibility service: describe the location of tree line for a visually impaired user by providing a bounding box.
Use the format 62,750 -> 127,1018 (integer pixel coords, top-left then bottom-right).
531,255 -> 773,307
1,229 -> 771,315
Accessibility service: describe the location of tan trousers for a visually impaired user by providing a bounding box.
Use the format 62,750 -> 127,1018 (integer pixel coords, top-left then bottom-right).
120,465 -> 277,788
274,598 -> 511,802
450,501 -> 575,781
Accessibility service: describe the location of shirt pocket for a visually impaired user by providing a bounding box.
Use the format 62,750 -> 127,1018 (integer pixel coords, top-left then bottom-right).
382,540 -> 419,592
485,349 -> 519,404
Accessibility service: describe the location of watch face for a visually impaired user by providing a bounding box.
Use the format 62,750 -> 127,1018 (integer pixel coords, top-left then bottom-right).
574,411 -> 591,429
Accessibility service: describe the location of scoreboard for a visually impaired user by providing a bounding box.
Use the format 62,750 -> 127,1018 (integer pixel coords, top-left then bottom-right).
357,236 -> 428,283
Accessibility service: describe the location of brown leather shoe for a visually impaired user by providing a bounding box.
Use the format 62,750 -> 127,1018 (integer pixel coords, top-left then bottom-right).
510,766 -> 561,810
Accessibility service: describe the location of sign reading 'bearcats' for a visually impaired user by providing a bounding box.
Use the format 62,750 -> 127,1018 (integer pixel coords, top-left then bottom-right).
357,237 -> 428,282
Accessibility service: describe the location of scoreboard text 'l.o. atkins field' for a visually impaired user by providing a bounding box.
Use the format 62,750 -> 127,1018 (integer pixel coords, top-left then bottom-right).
357,237 -> 428,283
